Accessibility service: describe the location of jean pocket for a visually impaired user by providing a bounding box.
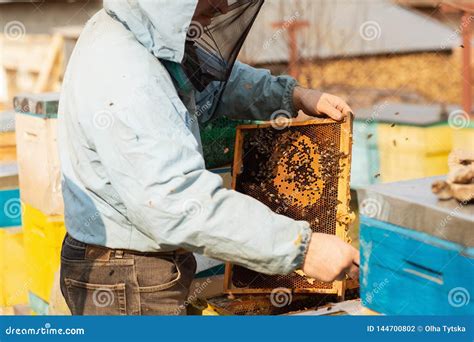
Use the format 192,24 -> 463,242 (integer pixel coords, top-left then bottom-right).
64,278 -> 127,315
138,260 -> 182,293
136,254 -> 196,315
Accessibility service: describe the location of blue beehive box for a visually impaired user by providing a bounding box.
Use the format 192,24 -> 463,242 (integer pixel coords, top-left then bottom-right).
357,176 -> 473,315
0,189 -> 21,228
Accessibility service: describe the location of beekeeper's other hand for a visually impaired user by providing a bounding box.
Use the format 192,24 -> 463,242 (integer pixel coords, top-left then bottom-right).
293,86 -> 352,121
302,233 -> 359,282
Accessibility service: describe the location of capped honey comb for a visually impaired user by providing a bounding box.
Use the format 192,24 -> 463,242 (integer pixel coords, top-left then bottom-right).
224,116 -> 356,298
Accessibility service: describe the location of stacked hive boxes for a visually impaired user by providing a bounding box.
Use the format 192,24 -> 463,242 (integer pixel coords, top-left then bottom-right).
358,177 -> 473,315
14,93 -> 66,315
0,163 -> 28,314
355,104 -> 456,184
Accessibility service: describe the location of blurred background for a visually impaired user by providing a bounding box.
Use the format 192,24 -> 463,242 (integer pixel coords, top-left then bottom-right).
0,0 -> 472,316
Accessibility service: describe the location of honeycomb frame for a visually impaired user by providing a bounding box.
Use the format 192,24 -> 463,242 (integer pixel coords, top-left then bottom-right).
224,115 -> 355,298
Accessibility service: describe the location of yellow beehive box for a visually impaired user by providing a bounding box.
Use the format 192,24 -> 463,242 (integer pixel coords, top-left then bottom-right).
15,113 -> 63,216
377,123 -> 452,182
0,227 -> 29,307
452,124 -> 474,152
22,203 -> 66,303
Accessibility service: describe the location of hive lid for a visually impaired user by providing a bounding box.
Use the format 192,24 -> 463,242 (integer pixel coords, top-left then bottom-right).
357,176 -> 474,247
0,162 -> 18,178
13,92 -> 60,118
355,103 -> 461,126
0,162 -> 19,191
0,111 -> 15,133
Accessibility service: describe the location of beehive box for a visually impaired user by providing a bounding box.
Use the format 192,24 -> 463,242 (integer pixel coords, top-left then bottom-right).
351,119 -> 379,188
0,111 -> 16,163
452,121 -> 474,152
22,203 -> 66,304
357,103 -> 455,183
14,93 -> 63,216
224,116 -> 355,298
378,122 -> 452,182
0,227 -> 28,308
358,177 -> 473,315
0,178 -> 28,309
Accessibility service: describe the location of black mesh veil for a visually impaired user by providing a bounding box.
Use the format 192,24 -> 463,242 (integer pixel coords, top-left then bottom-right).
182,0 -> 264,92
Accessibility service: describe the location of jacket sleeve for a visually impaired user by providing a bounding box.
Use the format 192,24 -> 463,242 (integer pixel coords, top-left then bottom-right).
196,61 -> 299,122
90,64 -> 311,275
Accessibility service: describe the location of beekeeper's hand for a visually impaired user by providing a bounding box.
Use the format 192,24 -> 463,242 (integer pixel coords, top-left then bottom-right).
293,86 -> 352,121
302,233 -> 359,282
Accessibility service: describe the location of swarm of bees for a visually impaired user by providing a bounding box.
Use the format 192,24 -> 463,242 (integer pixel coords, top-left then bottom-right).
238,125 -> 348,232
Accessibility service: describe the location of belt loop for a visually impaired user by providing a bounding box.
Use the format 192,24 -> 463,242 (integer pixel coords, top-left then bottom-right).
115,250 -> 124,259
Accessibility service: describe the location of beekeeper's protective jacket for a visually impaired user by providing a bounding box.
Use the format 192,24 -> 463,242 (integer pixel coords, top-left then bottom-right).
58,0 -> 312,275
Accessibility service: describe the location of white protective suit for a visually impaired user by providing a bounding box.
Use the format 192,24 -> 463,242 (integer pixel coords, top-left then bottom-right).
58,0 -> 312,275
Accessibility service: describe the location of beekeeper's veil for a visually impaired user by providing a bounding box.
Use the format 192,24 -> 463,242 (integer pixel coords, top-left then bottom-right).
103,0 -> 264,92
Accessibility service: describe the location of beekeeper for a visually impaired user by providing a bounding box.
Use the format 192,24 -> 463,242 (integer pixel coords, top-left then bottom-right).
58,0 -> 359,315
